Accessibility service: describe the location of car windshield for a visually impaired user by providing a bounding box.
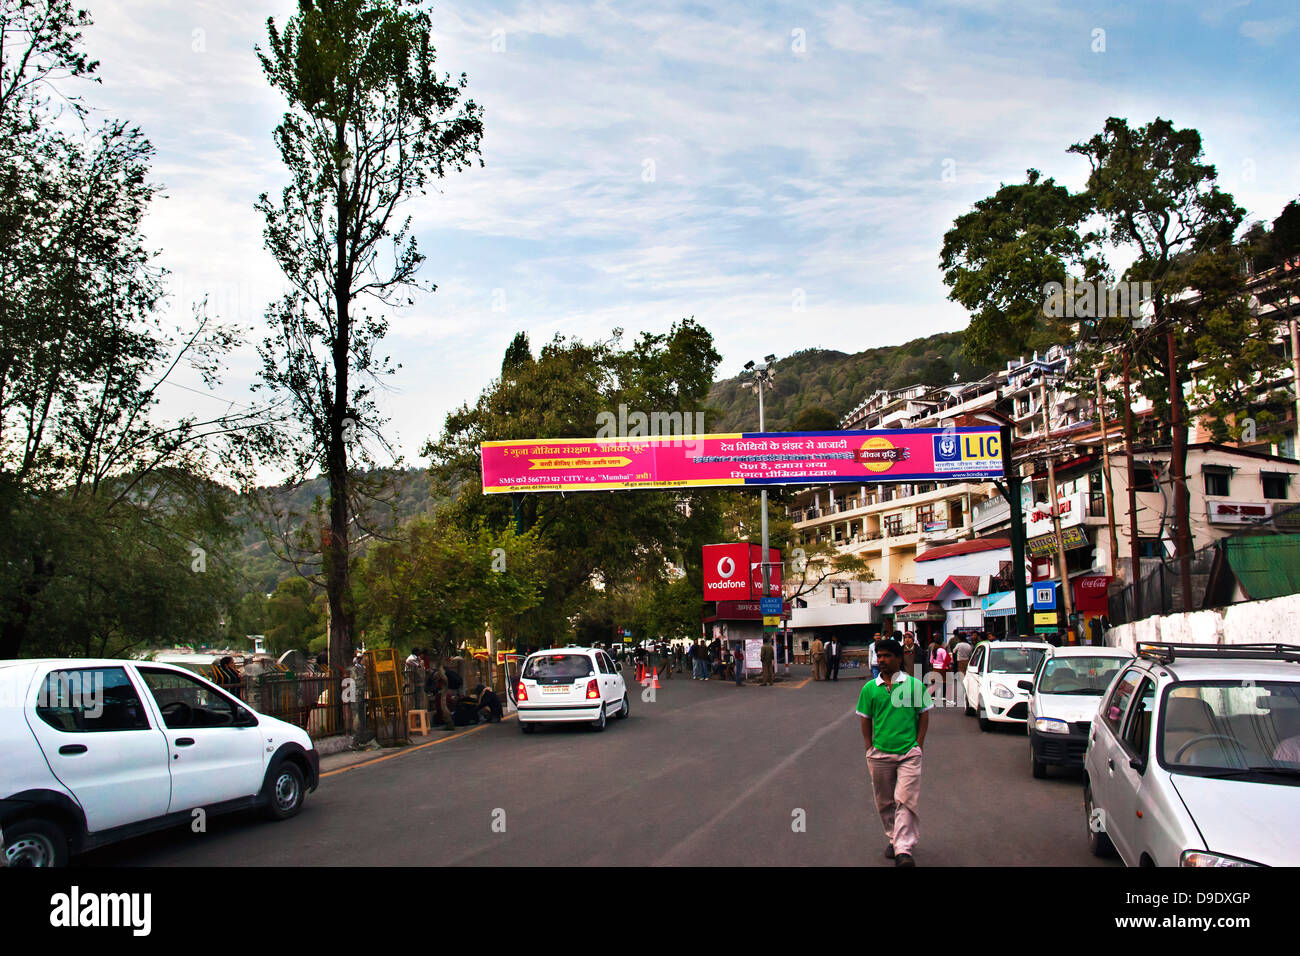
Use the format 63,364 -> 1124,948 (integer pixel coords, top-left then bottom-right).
1161,681 -> 1300,778
523,654 -> 593,679
1038,656 -> 1129,695
988,647 -> 1046,675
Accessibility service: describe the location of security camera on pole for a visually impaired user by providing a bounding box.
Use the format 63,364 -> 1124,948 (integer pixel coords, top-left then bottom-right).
742,355 -> 779,663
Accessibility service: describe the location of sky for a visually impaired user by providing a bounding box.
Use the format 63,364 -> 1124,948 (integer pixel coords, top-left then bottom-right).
74,0 -> 1300,473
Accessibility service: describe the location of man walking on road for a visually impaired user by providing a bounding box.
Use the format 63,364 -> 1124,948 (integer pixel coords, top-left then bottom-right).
810,636 -> 826,680
856,638 -> 931,867
826,637 -> 841,681
759,637 -> 775,685
953,634 -> 973,677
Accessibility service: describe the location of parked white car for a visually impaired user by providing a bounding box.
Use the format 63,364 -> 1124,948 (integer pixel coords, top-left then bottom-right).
0,658 -> 319,867
517,647 -> 628,733
1025,646 -> 1134,777
963,640 -> 1050,730
1085,643 -> 1300,867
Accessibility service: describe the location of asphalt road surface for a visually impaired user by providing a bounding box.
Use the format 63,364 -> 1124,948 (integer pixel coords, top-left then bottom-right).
81,664 -> 1120,867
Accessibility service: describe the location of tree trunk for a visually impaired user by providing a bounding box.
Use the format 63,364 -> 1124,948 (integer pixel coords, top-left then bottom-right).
327,123 -> 354,673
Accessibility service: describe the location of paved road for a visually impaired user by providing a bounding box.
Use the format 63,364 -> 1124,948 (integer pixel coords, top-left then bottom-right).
81,665 -> 1119,866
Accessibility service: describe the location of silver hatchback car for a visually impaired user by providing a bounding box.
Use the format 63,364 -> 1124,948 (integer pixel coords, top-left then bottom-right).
1084,643 -> 1300,867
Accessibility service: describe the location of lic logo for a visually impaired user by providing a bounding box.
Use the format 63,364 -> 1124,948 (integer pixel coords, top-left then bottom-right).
936,434 -> 958,461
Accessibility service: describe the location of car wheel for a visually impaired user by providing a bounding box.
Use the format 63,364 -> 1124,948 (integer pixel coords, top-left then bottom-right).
520,720 -> 536,734
1031,747 -> 1048,779
618,694 -> 629,719
977,699 -> 991,732
1085,784 -> 1116,858
592,704 -> 607,732
3,818 -> 69,867
264,761 -> 306,821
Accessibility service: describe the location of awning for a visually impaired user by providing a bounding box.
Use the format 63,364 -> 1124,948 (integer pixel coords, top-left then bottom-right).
982,591 -> 1018,618
896,601 -> 947,622
1223,536 -> 1300,601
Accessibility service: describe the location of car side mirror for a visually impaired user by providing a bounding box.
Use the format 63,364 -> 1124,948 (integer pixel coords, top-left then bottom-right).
1129,756 -> 1145,773
1017,680 -> 1034,692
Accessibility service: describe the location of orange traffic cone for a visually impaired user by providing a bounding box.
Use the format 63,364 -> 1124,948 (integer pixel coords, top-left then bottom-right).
651,667 -> 661,689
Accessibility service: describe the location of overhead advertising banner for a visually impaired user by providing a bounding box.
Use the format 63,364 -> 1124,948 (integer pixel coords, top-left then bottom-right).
481,428 -> 1003,494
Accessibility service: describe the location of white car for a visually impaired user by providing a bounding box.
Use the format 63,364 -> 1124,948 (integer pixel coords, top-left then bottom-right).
963,640 -> 1051,731
1085,643 -> 1300,867
516,647 -> 628,733
1025,646 -> 1134,778
0,658 -> 318,867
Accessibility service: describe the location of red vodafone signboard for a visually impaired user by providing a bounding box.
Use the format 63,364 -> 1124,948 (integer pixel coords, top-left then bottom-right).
703,543 -> 781,600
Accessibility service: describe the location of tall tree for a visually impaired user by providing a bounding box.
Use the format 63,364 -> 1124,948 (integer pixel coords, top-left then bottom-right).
255,0 -> 483,668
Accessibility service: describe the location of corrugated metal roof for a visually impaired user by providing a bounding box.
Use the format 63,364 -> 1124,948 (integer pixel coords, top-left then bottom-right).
915,537 -> 1010,562
1224,536 -> 1300,601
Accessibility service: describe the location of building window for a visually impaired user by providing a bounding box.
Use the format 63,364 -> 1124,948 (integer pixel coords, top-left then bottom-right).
1088,469 -> 1106,517
1132,465 -> 1159,493
1203,467 -> 1231,497
916,505 -> 934,526
884,515 -> 903,537
1137,537 -> 1163,559
951,598 -> 971,609
1262,472 -> 1290,500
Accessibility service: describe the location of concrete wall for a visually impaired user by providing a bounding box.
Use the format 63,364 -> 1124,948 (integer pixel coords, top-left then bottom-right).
1105,593 -> 1300,651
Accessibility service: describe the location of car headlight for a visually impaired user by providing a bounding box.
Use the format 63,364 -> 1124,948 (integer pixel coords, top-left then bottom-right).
991,684 -> 1014,699
1033,717 -> 1069,734
1180,851 -> 1259,868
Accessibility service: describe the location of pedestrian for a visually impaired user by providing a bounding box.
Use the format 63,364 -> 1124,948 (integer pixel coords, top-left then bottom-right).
810,636 -> 826,680
674,642 -> 684,673
733,641 -> 746,686
868,635 -> 880,680
901,633 -> 917,678
826,637 -> 841,681
760,636 -> 775,685
929,640 -> 953,704
856,638 -> 931,867
660,642 -> 672,680
953,634 -> 973,678
782,634 -> 791,676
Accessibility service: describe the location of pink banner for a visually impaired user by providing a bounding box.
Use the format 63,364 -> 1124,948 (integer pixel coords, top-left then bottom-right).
481,428 -> 1003,493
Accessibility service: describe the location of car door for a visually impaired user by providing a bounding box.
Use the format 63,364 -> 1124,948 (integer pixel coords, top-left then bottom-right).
24,664 -> 172,833
1107,676 -> 1158,864
965,645 -> 985,706
596,653 -> 617,711
1090,666 -> 1144,859
135,666 -> 267,812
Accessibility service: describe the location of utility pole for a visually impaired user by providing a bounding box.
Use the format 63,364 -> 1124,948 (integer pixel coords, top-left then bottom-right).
1039,380 -> 1074,625
1122,353 -> 1143,620
1166,328 -> 1193,611
1095,366 -> 1120,576
999,423 -> 1031,637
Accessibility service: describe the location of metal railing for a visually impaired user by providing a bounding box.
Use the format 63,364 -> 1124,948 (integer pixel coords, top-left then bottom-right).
228,670 -> 348,740
1108,542 -> 1219,626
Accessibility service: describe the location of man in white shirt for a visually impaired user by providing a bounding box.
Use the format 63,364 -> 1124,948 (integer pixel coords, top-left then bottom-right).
827,638 -> 841,681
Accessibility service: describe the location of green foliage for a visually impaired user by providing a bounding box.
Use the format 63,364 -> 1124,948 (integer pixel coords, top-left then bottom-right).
354,518 -> 546,657
940,168 -> 1098,366
790,406 -> 839,431
255,0 -> 484,666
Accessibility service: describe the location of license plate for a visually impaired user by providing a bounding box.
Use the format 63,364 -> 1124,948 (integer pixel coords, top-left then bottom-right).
542,685 -> 568,694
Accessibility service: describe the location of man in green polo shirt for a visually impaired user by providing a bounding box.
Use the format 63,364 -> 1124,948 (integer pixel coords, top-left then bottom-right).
855,637 -> 931,866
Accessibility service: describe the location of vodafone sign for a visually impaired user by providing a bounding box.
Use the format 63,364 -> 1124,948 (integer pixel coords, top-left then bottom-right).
703,543 -> 782,600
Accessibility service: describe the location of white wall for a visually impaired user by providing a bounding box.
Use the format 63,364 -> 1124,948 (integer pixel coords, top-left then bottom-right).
1106,593 -> 1300,651
912,548 -> 1010,584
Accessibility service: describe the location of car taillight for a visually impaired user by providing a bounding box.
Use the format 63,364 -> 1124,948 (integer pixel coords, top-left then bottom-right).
517,681 -> 527,701
586,679 -> 600,699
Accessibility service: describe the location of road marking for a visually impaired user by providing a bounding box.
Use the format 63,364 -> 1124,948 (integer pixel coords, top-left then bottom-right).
321,714 -> 516,778
776,677 -> 812,689
653,708 -> 856,865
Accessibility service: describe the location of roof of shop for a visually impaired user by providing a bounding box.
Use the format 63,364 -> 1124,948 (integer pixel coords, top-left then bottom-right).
914,537 -> 1010,563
